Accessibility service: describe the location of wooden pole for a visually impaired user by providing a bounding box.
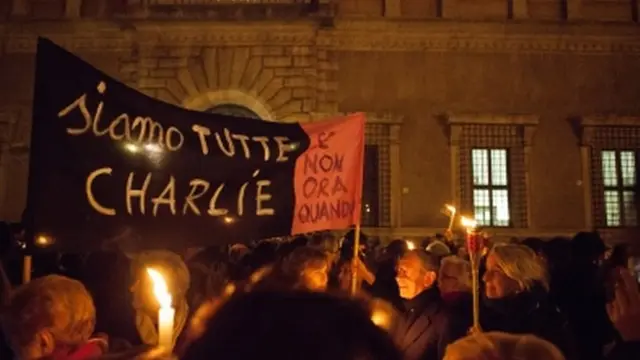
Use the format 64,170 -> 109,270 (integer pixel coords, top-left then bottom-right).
350,224 -> 361,296
470,263 -> 480,329
22,255 -> 32,284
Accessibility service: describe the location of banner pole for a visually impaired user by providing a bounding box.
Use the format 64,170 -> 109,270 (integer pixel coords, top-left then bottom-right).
22,255 -> 32,284
350,224 -> 361,296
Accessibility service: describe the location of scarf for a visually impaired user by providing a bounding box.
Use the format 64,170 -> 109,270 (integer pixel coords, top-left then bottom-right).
135,300 -> 189,348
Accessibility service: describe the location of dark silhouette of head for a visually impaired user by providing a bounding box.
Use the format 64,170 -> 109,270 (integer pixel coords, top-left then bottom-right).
571,231 -> 605,265
179,291 -> 402,360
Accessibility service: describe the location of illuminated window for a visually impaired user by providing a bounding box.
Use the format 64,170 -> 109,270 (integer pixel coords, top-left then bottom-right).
601,150 -> 637,227
471,148 -> 510,227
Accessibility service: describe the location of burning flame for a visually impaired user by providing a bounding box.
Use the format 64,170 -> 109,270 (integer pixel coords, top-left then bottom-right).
460,216 -> 477,230
147,268 -> 172,309
406,241 -> 416,250
35,234 -> 54,247
445,204 -> 456,214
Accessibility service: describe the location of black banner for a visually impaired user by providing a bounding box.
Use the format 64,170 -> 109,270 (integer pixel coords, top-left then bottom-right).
26,38 -> 311,252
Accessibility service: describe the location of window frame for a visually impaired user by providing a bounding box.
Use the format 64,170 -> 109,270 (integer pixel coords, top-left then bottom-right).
447,114 -> 538,230
580,116 -> 640,231
470,147 -> 512,227
599,148 -> 638,228
361,143 -> 381,227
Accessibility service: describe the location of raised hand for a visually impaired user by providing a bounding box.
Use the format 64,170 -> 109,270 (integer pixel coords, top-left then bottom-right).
607,267 -> 640,342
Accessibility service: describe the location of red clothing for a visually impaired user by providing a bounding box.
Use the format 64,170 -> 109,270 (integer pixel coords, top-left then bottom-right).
51,338 -> 107,360
441,291 -> 468,304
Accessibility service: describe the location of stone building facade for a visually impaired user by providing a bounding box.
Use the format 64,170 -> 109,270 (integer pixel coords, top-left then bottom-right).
1,0 -> 640,244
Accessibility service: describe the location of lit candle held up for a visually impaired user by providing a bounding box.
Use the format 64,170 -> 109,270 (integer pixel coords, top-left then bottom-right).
406,240 -> 416,251
147,268 -> 175,353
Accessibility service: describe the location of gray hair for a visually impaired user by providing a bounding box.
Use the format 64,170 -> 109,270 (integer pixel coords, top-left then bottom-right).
426,240 -> 451,257
440,256 -> 472,289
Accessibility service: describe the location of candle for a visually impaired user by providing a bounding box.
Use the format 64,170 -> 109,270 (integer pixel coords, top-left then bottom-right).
406,240 -> 416,251
147,268 -> 175,353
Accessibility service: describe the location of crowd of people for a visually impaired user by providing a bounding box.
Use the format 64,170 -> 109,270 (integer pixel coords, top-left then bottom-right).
0,227 -> 639,360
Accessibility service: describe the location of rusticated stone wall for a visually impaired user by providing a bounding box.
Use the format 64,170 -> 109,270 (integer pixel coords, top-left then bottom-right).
1,18 -> 640,243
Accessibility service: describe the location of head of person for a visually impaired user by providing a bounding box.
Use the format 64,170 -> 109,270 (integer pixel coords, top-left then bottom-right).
179,290 -> 403,360
426,240 -> 451,258
571,231 -> 605,265
443,331 -> 565,360
281,247 -> 329,291
438,256 -> 471,295
395,250 -> 439,299
130,250 -> 191,313
2,275 -> 96,360
483,244 -> 548,299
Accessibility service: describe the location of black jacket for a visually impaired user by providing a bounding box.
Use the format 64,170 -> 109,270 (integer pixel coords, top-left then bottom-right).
480,287 -> 575,359
606,341 -> 640,360
391,287 -> 465,360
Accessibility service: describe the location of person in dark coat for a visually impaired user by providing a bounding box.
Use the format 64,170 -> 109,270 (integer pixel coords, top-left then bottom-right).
480,244 -> 575,359
368,239 -> 407,310
392,250 -> 466,360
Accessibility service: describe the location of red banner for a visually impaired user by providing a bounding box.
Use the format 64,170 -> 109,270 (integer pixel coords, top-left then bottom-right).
291,113 -> 365,234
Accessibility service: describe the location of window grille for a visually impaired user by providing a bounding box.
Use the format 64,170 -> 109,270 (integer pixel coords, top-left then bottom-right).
363,123 -> 391,227
589,126 -> 640,228
459,124 -> 527,228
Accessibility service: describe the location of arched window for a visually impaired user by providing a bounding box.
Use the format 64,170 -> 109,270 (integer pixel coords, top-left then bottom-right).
208,104 -> 261,120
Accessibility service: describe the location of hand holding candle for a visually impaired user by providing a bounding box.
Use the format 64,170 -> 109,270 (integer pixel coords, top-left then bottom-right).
147,268 -> 175,353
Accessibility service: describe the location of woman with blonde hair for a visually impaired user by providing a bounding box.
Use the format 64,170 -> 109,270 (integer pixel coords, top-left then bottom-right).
443,331 -> 565,360
480,244 -> 574,358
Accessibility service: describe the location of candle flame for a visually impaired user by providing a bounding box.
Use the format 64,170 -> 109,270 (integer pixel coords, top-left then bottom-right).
35,234 -> 54,247
406,241 -> 416,250
371,309 -> 391,329
445,204 -> 456,214
460,216 -> 477,230
147,268 -> 172,309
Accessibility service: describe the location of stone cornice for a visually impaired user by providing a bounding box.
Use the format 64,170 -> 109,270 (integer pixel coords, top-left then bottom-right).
580,115 -> 640,145
581,115 -> 640,127
3,19 -> 640,54
447,114 -> 539,126
311,112 -> 404,124
447,113 -> 539,146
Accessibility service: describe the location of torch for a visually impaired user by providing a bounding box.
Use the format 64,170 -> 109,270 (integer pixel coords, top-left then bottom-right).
444,204 -> 457,241
460,216 -> 484,331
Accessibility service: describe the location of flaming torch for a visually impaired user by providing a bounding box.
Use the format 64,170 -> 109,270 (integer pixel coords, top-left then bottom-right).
444,204 -> 457,240
147,268 -> 175,353
460,216 -> 484,331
